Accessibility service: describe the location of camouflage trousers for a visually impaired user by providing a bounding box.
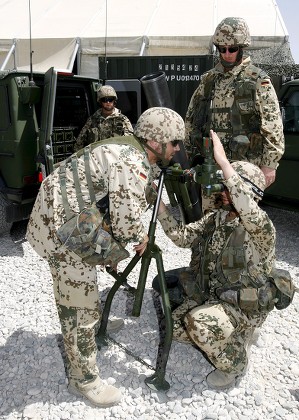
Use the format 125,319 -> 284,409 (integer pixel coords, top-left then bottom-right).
173,299 -> 266,375
48,247 -> 101,383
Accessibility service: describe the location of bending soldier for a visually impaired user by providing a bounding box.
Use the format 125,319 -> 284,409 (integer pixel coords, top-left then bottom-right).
26,107 -> 184,407
74,85 -> 133,151
156,130 -> 294,389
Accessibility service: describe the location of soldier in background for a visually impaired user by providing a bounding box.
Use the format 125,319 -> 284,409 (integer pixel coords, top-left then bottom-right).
185,17 -> 284,200
74,85 -> 133,151
26,107 -> 184,408
156,130 -> 294,390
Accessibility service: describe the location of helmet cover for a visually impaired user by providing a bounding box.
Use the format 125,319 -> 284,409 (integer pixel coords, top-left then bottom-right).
134,107 -> 185,144
213,17 -> 251,47
97,85 -> 118,101
231,161 -> 265,199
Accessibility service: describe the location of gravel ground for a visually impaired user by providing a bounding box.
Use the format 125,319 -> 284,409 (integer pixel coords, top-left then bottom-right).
0,202 -> 299,420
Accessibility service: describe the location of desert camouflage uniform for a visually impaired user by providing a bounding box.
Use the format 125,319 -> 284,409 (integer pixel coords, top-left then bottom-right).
74,107 -> 133,151
158,172 -> 276,375
185,56 -> 284,211
185,57 -> 284,169
26,137 -> 152,383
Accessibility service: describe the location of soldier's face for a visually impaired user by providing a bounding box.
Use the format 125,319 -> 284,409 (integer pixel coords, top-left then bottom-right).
220,187 -> 232,206
163,141 -> 180,162
100,97 -> 116,113
218,45 -> 239,64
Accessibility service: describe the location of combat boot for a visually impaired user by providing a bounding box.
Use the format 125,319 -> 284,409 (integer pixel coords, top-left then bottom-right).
206,369 -> 237,390
68,376 -> 122,407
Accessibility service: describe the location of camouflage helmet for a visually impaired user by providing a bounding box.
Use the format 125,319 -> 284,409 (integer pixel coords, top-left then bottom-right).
97,85 -> 117,101
134,107 -> 185,144
213,17 -> 251,47
231,161 -> 265,199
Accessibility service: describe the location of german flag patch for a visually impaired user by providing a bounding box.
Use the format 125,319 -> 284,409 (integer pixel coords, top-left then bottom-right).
139,172 -> 147,182
261,81 -> 269,86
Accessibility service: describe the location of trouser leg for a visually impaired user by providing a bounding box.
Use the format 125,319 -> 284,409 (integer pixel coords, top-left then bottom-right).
49,252 -> 101,383
185,303 -> 254,375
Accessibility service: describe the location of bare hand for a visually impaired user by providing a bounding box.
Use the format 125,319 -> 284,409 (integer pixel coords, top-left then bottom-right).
133,235 -> 149,256
210,130 -> 234,179
260,166 -> 276,187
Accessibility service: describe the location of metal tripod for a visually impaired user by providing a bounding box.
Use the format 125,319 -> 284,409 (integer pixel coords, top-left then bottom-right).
96,168 -> 173,391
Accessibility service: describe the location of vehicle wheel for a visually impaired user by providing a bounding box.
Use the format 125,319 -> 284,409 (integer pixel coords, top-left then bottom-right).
0,193 -> 13,235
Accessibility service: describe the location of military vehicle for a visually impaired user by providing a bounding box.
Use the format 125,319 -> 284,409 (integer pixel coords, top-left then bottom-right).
263,78 -> 299,209
0,68 -> 98,234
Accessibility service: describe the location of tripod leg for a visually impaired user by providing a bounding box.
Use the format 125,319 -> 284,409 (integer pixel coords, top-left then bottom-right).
132,253 -> 152,317
145,250 -> 173,391
96,276 -> 124,348
96,254 -> 142,348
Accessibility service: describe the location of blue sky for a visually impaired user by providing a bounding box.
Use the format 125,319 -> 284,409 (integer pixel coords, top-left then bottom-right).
276,0 -> 299,63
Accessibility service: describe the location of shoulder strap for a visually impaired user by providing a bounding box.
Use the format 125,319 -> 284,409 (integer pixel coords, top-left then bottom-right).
59,135 -> 145,221
76,135 -> 145,157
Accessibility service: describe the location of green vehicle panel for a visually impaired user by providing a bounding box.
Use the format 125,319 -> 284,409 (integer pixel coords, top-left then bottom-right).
0,68 -> 98,233
264,79 -> 299,209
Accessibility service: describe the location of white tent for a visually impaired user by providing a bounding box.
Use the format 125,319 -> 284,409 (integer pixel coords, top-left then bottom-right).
0,0 -> 290,78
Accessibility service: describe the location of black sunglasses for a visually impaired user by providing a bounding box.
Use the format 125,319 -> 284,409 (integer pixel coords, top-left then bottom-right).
171,140 -> 180,147
218,46 -> 239,54
100,97 -> 115,103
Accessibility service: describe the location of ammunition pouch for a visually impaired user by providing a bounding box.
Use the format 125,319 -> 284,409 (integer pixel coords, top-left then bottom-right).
229,135 -> 250,161
87,127 -> 99,143
216,267 -> 295,313
56,205 -> 129,266
268,268 -> 296,310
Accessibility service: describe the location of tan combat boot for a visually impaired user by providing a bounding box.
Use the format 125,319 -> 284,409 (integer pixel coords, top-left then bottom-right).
68,377 -> 122,407
206,369 -> 237,390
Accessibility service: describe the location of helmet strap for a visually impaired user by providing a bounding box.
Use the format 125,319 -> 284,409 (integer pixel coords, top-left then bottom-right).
239,175 -> 264,199
142,141 -> 169,166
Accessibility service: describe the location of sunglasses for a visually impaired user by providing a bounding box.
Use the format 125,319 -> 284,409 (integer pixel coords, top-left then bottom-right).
218,46 -> 239,54
100,97 -> 115,103
171,140 -> 180,147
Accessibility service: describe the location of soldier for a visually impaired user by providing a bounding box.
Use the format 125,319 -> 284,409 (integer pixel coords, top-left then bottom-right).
185,17 -> 284,195
26,107 -> 184,407
156,130 -> 294,389
74,85 -> 133,151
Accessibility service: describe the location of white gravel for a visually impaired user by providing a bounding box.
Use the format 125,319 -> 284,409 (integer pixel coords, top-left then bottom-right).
0,202 -> 299,420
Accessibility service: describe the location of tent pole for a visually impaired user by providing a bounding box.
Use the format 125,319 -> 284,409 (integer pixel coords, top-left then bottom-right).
0,39 -> 16,71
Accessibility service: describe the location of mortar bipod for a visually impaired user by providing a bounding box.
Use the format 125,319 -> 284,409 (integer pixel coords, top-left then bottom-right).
96,168 -> 173,391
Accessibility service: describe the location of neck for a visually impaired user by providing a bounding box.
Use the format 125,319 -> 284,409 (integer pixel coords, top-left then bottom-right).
101,108 -> 114,117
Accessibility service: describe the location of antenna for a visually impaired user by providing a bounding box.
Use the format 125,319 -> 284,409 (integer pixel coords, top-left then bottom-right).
103,0 -> 108,82
28,0 -> 35,86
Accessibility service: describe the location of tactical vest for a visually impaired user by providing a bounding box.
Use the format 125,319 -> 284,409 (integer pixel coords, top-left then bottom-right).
87,115 -> 128,143
188,216 -> 295,313
59,135 -> 145,219
190,64 -> 267,161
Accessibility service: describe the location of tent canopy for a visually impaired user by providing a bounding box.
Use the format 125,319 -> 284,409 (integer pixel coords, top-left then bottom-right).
0,0 -> 290,77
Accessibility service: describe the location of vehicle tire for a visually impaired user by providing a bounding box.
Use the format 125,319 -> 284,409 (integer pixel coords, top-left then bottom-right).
0,193 -> 13,235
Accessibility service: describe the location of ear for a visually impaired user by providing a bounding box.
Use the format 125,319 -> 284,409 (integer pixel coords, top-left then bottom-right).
147,140 -> 160,151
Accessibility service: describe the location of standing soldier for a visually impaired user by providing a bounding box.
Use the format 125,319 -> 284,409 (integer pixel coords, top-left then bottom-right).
26,107 -> 184,408
74,85 -> 133,151
185,17 -> 284,196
